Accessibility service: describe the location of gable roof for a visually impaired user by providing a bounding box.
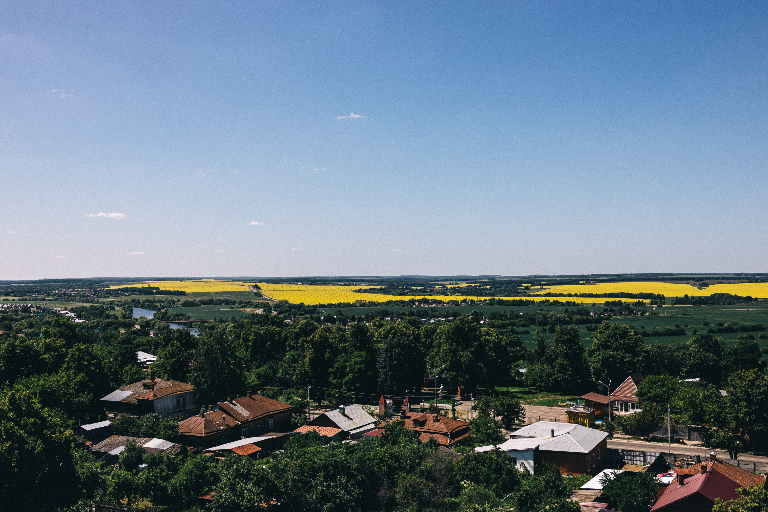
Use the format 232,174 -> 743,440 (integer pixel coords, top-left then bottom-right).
650,469 -> 742,511
217,394 -> 293,423
611,373 -> 644,403
315,405 -> 376,434
709,460 -> 766,489
581,392 -> 610,404
511,421 -> 608,453
101,378 -> 193,404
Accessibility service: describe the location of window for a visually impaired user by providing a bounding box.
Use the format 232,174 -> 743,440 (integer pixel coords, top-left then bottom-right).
257,424 -> 261,433
597,449 -> 600,460
269,418 -> 274,429
241,428 -> 248,437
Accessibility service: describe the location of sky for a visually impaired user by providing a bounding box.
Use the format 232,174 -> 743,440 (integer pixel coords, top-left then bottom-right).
2,1 -> 767,280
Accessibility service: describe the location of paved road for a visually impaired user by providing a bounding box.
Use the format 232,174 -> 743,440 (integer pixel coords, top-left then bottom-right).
608,438 -> 768,464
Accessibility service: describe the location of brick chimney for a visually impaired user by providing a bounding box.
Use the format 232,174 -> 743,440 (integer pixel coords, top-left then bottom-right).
404,396 -> 410,414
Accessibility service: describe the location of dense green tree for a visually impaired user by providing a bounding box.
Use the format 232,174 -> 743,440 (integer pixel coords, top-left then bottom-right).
0,389 -> 81,511
642,343 -> 681,377
190,330 -> 246,405
211,455 -> 276,512
725,338 -> 763,374
470,414 -> 505,446
512,462 -> 579,512
587,322 -> 644,385
679,334 -> 726,385
599,471 -> 659,512
377,322 -> 424,395
636,375 -> 680,409
475,395 -> 526,429
119,439 -> 145,472
534,326 -> 591,393
713,485 -> 768,512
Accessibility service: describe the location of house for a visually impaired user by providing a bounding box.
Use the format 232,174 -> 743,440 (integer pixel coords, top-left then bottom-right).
90,435 -> 182,461
399,411 -> 472,447
492,421 -> 609,475
101,376 -> 196,418
309,404 -> 377,439
581,373 -> 645,417
178,392 -> 293,448
611,373 -> 645,414
475,436 -> 542,473
650,453 -> 766,512
566,404 -> 596,428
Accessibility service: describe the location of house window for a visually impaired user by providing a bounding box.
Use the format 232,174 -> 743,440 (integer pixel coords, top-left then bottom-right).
241,428 -> 248,437
257,424 -> 261,433
269,418 -> 274,429
597,449 -> 600,460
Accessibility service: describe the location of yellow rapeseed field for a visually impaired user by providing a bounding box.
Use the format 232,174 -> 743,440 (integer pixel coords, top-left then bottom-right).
111,280 -> 252,293
255,283 -> 610,305
531,281 -> 768,298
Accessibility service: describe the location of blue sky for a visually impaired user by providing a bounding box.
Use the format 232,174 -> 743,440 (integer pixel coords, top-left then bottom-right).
2,1 -> 766,279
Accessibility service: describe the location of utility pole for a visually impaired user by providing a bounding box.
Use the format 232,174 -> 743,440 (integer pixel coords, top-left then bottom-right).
668,405 -> 671,453
307,385 -> 312,423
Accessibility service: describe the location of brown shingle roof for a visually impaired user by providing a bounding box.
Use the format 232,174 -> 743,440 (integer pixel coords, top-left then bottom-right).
112,378 -> 194,404
293,425 -> 343,438
231,444 -> 261,456
581,392 -> 610,404
217,394 -> 292,423
709,460 -> 766,489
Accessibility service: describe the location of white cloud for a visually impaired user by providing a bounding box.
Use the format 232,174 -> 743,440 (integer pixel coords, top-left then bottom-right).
86,212 -> 126,220
7,230 -> 16,234
337,112 -> 366,120
49,89 -> 73,98
54,255 -> 66,259
214,250 -> 224,253
291,247 -> 303,251
392,249 -> 402,252
128,251 -> 144,255
249,221 -> 265,226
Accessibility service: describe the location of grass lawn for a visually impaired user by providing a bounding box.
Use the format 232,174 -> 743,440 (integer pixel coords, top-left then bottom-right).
495,387 -> 580,406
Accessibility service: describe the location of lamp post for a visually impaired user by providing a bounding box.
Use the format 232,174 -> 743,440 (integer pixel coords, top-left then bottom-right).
307,385 -> 312,423
427,365 -> 445,406
598,379 -> 612,422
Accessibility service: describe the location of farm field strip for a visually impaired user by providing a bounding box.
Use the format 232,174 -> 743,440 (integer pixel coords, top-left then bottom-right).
111,280 -> 252,293
531,281 -> 768,298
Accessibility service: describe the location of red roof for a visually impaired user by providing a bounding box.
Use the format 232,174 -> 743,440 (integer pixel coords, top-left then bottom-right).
293,425 -> 343,438
581,392 -> 610,404
650,470 -> 742,511
231,444 -> 261,456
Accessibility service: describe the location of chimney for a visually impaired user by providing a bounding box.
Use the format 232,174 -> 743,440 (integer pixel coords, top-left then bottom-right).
379,396 -> 385,417
247,390 -> 251,398
709,451 -> 717,463
339,405 -> 346,416
227,396 -> 232,403
551,429 -> 555,438
404,396 -> 410,414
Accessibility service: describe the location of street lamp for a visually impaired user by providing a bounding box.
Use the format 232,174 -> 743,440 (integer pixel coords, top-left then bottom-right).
427,365 -> 445,406
598,379 -> 611,422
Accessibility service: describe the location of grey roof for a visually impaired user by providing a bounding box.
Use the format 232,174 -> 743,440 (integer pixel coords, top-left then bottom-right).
323,405 -> 376,434
136,351 -> 157,364
581,469 -> 623,490
511,421 -> 608,454
206,436 -> 274,451
101,390 -> 132,402
79,420 -> 111,431
143,438 -> 175,451
476,436 -> 545,453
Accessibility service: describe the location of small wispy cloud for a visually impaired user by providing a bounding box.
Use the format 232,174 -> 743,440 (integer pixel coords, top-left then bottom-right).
48,89 -> 73,98
55,255 -> 66,259
214,250 -> 224,253
86,212 -> 126,220
7,230 -> 16,234
291,247 -> 303,251
249,221 -> 265,226
392,249 -> 402,252
313,167 -> 327,172
129,251 -> 144,256
337,112 -> 366,120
